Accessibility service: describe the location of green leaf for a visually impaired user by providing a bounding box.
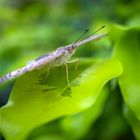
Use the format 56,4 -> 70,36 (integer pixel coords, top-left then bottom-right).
26,86 -> 109,140
0,58 -> 122,140
124,105 -> 140,140
111,25 -> 140,120
60,86 -> 109,140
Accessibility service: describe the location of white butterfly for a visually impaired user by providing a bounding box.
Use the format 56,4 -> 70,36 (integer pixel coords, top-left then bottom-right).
0,26 -> 107,86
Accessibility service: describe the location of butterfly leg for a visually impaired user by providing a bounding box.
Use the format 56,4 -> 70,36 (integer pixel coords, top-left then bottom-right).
46,67 -> 50,80
66,59 -> 79,64
67,59 -> 79,77
65,63 -> 70,87
64,59 -> 79,87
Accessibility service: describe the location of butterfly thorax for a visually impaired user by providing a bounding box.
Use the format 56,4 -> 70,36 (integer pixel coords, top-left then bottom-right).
52,46 -> 76,66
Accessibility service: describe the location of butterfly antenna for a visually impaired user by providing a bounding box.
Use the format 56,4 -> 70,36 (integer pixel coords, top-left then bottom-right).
83,25 -> 106,39
71,25 -> 106,49
73,25 -> 105,45
73,28 -> 90,44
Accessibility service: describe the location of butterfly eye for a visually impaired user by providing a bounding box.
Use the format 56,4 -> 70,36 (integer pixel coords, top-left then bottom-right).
66,46 -> 73,53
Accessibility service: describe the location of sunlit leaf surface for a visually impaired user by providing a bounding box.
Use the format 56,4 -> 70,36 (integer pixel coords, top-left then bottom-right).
111,25 -> 140,120
0,58 -> 122,140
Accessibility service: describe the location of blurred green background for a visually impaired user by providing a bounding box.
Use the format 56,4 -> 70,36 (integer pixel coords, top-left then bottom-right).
0,0 -> 139,74
0,0 -> 140,140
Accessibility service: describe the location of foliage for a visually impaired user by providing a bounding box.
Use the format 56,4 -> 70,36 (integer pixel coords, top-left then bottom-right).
0,0 -> 140,140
